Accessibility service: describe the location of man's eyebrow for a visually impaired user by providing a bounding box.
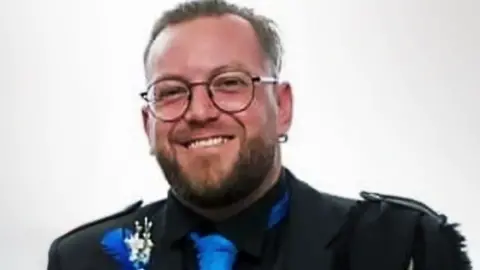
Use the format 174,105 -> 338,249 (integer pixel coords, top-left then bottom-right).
210,62 -> 251,72
149,73 -> 186,83
148,62 -> 253,84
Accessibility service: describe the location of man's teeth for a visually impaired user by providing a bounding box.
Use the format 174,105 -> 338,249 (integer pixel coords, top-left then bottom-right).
188,137 -> 230,149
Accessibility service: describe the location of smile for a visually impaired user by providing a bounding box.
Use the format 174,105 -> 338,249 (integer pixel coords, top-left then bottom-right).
185,136 -> 234,149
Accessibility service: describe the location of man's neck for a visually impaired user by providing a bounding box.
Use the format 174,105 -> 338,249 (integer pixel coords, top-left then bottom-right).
178,163 -> 282,222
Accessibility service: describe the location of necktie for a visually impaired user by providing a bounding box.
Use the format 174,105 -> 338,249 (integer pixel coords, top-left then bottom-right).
190,191 -> 290,270
190,232 -> 238,270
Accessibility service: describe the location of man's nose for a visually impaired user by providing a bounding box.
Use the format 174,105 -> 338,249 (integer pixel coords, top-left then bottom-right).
183,84 -> 220,123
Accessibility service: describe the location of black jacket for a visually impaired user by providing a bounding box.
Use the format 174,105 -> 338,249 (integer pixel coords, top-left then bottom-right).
47,169 -> 471,270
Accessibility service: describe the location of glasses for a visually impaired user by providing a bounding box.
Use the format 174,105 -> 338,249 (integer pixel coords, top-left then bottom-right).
140,70 -> 277,121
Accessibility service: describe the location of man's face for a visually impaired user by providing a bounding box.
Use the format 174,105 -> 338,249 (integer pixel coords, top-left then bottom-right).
142,14 -> 292,208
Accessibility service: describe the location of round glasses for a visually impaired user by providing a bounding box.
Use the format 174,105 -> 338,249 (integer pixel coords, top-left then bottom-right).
140,70 -> 277,121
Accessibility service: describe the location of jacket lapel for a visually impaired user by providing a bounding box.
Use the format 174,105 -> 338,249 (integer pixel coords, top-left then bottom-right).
147,200 -> 184,270
281,171 -> 356,270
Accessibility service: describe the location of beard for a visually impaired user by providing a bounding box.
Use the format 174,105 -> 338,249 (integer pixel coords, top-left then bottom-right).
155,135 -> 277,209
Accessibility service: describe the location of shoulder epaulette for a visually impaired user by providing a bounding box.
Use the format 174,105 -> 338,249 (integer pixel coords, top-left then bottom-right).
59,200 -> 144,239
360,191 -> 447,225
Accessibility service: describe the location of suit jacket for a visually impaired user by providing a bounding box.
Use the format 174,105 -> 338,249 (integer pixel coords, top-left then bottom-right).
47,169 -> 471,270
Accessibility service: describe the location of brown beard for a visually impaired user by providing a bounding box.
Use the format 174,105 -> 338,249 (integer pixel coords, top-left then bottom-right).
155,135 -> 276,208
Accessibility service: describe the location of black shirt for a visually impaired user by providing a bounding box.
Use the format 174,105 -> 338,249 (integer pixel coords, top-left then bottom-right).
159,172 -> 288,270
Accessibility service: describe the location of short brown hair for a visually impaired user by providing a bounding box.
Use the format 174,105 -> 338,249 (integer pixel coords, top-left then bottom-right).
143,0 -> 284,76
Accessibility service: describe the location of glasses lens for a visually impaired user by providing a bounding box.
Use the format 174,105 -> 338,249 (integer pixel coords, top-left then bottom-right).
209,71 -> 254,112
148,79 -> 189,120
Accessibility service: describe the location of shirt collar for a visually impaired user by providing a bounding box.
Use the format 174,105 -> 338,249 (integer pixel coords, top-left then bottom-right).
161,169 -> 287,257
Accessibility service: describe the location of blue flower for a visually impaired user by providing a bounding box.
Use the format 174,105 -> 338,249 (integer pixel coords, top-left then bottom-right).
101,218 -> 154,270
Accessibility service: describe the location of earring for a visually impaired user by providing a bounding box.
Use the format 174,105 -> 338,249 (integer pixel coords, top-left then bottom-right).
278,134 -> 289,143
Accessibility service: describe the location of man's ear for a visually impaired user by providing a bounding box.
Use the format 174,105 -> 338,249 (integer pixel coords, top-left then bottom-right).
275,81 -> 293,136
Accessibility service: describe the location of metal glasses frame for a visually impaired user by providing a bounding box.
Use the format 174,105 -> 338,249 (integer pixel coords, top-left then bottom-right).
139,71 -> 278,122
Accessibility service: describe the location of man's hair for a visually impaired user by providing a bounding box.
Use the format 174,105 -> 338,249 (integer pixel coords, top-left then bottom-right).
143,0 -> 284,76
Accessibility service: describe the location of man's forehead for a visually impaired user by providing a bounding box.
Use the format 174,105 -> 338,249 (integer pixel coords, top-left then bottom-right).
148,14 -> 256,54
145,14 -> 265,79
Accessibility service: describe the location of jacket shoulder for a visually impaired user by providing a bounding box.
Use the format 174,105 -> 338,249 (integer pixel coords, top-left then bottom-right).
355,191 -> 472,269
359,191 -> 447,223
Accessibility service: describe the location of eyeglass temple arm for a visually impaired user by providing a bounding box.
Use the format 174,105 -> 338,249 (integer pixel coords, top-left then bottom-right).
258,76 -> 278,84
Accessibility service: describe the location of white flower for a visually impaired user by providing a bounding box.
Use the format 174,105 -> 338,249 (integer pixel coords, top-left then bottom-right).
125,234 -> 145,250
124,217 -> 154,266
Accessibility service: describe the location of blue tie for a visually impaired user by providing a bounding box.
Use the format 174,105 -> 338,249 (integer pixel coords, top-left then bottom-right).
190,191 -> 289,270
190,232 -> 238,270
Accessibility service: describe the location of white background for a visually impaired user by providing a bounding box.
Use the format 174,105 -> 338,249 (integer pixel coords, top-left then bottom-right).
0,0 -> 478,269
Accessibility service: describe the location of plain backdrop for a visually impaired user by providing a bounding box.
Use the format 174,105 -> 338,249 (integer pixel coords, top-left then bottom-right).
0,0 -> 478,269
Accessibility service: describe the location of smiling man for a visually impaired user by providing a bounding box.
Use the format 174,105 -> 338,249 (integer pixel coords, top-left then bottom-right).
47,0 -> 471,269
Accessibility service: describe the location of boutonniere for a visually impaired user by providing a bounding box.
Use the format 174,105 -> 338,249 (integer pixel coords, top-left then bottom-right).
101,217 -> 154,270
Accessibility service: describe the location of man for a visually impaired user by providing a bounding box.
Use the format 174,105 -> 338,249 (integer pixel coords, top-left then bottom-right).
46,0 -> 471,269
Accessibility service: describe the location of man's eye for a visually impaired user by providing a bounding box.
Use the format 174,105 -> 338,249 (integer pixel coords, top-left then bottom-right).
156,87 -> 187,100
215,77 -> 248,88
222,79 -> 243,85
